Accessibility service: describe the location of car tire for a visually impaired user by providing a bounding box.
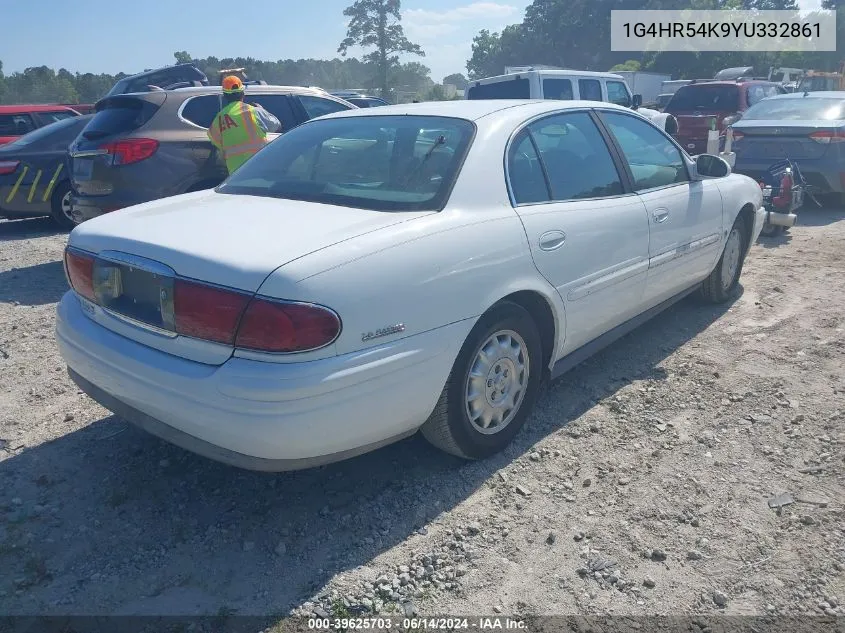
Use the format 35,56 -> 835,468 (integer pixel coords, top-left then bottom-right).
421,301 -> 543,460
50,182 -> 78,230
700,215 -> 748,304
759,222 -> 784,238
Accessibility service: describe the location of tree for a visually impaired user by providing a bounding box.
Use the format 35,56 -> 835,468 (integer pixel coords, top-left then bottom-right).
443,73 -> 469,89
610,60 -> 642,71
174,51 -> 193,64
338,0 -> 424,99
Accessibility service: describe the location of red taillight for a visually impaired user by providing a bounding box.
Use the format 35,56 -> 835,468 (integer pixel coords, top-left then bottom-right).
64,248 -> 95,301
809,129 -> 845,144
99,138 -> 159,165
173,279 -> 251,345
0,160 -> 20,175
235,298 -> 341,353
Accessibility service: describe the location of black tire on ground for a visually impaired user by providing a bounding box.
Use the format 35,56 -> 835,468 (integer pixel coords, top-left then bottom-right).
700,214 -> 749,304
50,181 -> 78,230
420,301 -> 544,460
759,222 -> 784,238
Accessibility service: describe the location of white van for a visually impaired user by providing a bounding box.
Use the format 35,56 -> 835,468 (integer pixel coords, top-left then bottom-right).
466,69 -> 638,108
466,69 -> 678,134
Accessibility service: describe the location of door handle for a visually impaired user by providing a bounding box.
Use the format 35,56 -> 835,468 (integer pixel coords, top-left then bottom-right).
652,209 -> 670,224
539,230 -> 566,251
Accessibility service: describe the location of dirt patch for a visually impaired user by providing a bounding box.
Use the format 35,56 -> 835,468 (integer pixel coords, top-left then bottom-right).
0,209 -> 843,620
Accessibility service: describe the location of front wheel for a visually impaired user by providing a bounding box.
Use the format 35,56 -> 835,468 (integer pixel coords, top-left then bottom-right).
700,216 -> 748,304
421,302 -> 543,459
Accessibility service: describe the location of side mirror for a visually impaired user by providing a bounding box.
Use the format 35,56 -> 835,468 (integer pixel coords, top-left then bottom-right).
632,94 -> 643,110
694,154 -> 731,179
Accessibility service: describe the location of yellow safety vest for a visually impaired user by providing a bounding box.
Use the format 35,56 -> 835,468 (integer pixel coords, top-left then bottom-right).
207,101 -> 268,174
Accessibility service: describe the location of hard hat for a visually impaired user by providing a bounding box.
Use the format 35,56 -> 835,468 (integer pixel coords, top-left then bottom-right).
222,75 -> 245,94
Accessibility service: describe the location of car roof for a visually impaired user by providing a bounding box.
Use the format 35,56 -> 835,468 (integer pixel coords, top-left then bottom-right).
473,70 -> 625,83
762,91 -> 845,100
0,104 -> 79,114
108,85 -> 344,103
314,99 -> 636,122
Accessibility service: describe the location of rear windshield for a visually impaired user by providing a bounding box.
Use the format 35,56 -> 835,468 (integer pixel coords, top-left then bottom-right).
741,98 -> 845,121
467,78 -> 530,100
81,98 -> 160,140
666,85 -> 740,112
217,115 -> 475,212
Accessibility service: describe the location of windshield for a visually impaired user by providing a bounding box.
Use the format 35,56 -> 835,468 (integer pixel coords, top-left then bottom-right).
0,116 -> 81,149
741,98 -> 845,121
666,85 -> 740,112
217,115 -> 475,212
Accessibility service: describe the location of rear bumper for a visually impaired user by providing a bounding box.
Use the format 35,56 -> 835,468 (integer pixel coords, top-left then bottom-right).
71,193 -> 150,222
733,157 -> 844,195
56,291 -> 468,471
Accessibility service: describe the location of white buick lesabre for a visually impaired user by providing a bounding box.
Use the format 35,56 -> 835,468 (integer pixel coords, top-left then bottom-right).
56,100 -> 765,471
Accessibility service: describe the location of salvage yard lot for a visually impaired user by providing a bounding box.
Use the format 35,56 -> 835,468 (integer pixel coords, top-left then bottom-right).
0,210 -> 844,619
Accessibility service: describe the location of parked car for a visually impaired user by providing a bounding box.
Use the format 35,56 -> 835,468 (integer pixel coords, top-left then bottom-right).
665,80 -> 787,155
0,115 -> 92,228
465,69 -> 679,134
69,85 -> 357,222
57,100 -> 764,472
103,63 -> 211,98
330,91 -> 391,107
0,105 -> 81,147
731,91 -> 845,206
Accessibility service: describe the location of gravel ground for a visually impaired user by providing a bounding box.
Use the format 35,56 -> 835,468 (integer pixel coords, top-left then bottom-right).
0,209 -> 844,623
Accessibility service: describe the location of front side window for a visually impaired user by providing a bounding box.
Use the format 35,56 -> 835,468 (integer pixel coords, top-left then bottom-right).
542,79 -> 573,101
579,79 -> 602,102
607,81 -> 632,107
601,111 -> 688,191
298,95 -> 353,120
520,112 -> 623,202
217,115 -> 475,212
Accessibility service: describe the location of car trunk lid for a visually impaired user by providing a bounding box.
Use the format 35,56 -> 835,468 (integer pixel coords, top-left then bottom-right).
674,111 -> 737,140
732,120 -> 837,160
67,190 -> 431,364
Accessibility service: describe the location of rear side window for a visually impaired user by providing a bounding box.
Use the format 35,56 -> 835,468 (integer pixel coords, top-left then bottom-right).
218,115 -> 475,212
82,97 -> 161,140
508,131 -> 550,204
527,112 -> 623,201
298,95 -> 353,120
244,95 -> 299,131
181,95 -> 220,128
579,79 -> 602,101
666,85 -> 740,112
467,78 -> 530,100
542,79 -> 573,100
0,114 -> 36,136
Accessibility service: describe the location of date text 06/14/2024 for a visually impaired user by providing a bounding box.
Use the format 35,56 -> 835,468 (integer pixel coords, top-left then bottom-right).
307,617 -> 527,630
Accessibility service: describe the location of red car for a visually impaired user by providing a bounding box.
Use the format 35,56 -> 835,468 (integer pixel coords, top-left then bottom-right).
0,104 -> 81,147
665,80 -> 786,155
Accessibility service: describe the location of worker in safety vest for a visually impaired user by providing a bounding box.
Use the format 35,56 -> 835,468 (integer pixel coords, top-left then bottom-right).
208,75 -> 281,174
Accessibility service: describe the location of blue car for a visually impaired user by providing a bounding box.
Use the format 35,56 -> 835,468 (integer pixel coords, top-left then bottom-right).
731,91 -> 845,205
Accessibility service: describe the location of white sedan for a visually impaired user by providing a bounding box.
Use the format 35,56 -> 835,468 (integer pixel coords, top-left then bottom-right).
56,100 -> 765,471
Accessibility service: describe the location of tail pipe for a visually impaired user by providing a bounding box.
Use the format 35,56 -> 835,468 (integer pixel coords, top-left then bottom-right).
766,210 -> 797,227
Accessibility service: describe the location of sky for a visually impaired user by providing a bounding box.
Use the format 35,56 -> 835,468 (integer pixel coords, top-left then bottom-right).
0,0 -> 827,84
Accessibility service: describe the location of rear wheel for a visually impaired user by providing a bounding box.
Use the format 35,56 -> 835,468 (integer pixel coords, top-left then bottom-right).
50,182 -> 78,230
421,302 -> 543,459
700,215 -> 748,304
